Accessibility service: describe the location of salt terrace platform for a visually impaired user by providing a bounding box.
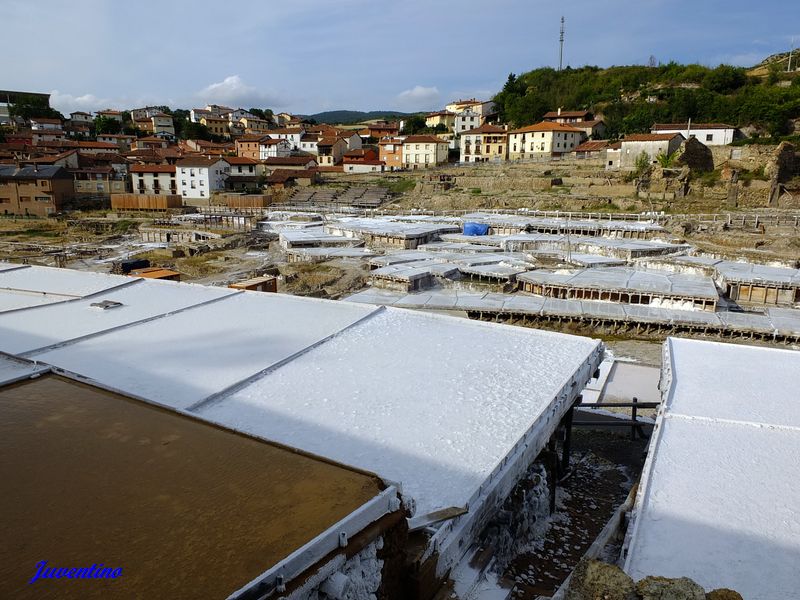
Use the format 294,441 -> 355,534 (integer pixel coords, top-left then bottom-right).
517,267 -> 720,311
0,263 -> 603,582
623,338 -> 800,599
347,288 -> 800,344
0,355 -> 393,600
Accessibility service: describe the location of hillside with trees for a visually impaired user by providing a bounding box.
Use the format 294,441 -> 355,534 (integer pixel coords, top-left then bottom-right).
492,62 -> 800,139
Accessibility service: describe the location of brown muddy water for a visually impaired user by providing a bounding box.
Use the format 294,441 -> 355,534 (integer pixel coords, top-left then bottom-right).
0,375 -> 383,599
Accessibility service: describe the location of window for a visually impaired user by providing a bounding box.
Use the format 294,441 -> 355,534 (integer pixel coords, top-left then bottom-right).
182,180 -> 186,186
706,134 -> 713,142
200,191 -> 205,197
200,180 -> 205,186
35,196 -> 51,202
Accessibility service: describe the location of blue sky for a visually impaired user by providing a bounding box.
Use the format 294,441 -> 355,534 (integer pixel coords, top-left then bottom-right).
4,0 -> 798,115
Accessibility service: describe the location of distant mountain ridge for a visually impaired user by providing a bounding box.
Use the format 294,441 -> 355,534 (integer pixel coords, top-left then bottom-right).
300,110 -> 414,125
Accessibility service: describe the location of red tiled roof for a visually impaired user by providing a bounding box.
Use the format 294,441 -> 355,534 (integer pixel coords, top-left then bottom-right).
651,123 -> 736,131
622,133 -> 684,142
508,122 -> 583,134
175,157 -> 226,167
265,168 -> 316,183
426,111 -> 455,118
461,123 -> 507,135
573,140 -> 610,153
269,127 -> 304,134
130,164 -> 175,173
264,156 -> 317,166
237,134 -> 269,142
576,119 -> 605,128
402,135 -> 448,144
542,110 -> 592,119
224,156 -> 258,165
78,141 -> 119,149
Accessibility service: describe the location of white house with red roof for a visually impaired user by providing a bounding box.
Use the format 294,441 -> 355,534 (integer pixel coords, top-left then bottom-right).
508,122 -> 586,159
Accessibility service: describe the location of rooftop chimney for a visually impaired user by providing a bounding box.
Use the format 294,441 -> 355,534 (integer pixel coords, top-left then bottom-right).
558,107 -> 562,116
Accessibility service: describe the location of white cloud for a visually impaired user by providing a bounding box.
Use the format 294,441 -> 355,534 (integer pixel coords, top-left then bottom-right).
49,90 -> 116,114
395,85 -> 440,111
197,75 -> 284,109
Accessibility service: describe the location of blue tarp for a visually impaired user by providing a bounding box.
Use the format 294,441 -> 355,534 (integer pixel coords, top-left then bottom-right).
463,222 -> 490,236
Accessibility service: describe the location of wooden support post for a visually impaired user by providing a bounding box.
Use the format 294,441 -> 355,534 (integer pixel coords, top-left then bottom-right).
630,396 -> 638,440
560,400 -> 577,474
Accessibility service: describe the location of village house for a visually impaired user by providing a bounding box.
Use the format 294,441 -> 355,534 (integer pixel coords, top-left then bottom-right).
129,107 -> 161,121
235,134 -> 264,159
221,109 -> 256,123
317,136 -> 348,166
299,133 -> 320,155
72,167 -> 131,197
130,164 -> 177,195
76,141 -> 120,155
573,139 -> 611,160
258,138 -> 291,160
224,156 -> 263,177
508,122 -> 585,159
379,137 -> 404,170
650,122 -> 739,146
201,116 -> 229,138
263,156 -> 318,172
273,112 -> 294,127
132,136 -> 169,151
365,121 -> 400,140
267,127 -> 305,150
96,109 -> 123,122
338,130 -> 363,151
190,108 -> 213,123
0,165 -> 74,216
574,119 -> 607,139
459,123 -> 508,163
454,109 -> 483,135
401,135 -> 449,168
96,134 -> 136,151
343,148 -> 384,173
445,98 -> 495,116
175,157 -> 229,200
31,130 -> 67,145
21,149 -> 80,170
239,116 -> 271,134
542,109 -> 594,124
223,156 -> 263,191
425,111 -> 456,131
619,133 -> 685,169
68,111 -> 93,125
30,117 -> 63,131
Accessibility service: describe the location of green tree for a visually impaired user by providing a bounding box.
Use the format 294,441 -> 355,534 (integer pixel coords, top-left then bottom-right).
401,115 -> 427,134
634,151 -> 652,176
703,65 -> 747,93
181,121 -> 214,141
656,149 -> 679,168
94,115 -> 122,134
8,94 -> 63,122
249,108 -> 274,121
